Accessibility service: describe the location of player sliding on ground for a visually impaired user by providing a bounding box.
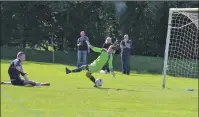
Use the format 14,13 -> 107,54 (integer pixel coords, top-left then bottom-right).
65,41 -> 118,87
2,51 -> 50,86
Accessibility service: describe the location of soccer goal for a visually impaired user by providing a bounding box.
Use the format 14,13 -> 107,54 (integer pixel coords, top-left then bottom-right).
162,8 -> 199,88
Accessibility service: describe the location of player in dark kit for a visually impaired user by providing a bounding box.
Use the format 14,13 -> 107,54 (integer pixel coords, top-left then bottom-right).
6,51 -> 50,86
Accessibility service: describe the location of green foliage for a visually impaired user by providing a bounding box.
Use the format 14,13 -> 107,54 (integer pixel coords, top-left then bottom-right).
1,1 -> 198,55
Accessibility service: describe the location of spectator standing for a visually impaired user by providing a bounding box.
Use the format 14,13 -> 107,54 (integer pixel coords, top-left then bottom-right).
100,37 -> 112,74
120,34 -> 132,75
77,31 -> 89,67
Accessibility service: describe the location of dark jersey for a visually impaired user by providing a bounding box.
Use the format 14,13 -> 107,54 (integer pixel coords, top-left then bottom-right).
8,59 -> 22,77
77,36 -> 89,51
120,40 -> 132,56
102,43 -> 112,49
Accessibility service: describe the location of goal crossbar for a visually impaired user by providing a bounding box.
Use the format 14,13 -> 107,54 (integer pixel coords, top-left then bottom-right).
170,8 -> 198,12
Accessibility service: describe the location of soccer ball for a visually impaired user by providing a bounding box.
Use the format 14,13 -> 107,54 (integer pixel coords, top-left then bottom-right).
100,70 -> 108,74
95,79 -> 103,87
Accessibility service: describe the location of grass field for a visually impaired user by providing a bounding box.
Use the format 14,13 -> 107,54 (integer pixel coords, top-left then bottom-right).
1,60 -> 198,117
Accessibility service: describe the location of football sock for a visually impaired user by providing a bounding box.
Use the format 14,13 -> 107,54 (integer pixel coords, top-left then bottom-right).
89,75 -> 96,83
86,72 -> 96,83
35,82 -> 41,86
71,67 -> 83,72
89,76 -> 96,83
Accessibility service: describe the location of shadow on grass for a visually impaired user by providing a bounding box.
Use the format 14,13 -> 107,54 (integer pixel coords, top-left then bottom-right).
77,87 -> 135,92
1,83 -> 49,88
1,84 -> 34,88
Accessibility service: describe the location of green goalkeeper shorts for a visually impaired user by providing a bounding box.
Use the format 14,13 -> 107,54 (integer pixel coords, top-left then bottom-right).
88,64 -> 101,73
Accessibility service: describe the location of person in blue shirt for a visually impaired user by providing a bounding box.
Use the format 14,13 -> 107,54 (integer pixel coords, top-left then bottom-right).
120,34 -> 132,75
77,31 -> 90,67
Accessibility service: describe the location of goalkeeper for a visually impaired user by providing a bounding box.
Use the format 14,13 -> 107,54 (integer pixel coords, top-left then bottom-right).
65,41 -> 118,87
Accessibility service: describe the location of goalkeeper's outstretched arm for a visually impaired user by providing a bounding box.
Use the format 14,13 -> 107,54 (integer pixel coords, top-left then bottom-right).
86,41 -> 103,53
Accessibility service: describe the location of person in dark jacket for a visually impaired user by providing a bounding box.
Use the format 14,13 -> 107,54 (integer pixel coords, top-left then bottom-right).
120,34 -> 132,75
77,31 -> 90,67
100,37 -> 112,74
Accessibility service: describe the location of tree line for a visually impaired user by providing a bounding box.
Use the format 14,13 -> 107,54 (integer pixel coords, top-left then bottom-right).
1,1 -> 198,57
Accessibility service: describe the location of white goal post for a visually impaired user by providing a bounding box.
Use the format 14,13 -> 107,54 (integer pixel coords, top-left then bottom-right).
162,8 -> 199,88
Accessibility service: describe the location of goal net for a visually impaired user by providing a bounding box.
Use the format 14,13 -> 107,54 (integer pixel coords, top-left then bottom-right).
162,8 -> 199,88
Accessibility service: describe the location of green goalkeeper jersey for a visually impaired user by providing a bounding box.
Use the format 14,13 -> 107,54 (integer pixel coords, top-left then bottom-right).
89,47 -> 113,71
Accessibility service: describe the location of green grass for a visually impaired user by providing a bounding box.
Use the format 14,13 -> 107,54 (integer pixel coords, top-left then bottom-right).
1,46 -> 164,74
1,46 -> 198,78
1,60 -> 198,117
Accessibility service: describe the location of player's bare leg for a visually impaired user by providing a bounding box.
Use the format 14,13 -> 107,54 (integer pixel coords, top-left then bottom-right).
1,82 -> 12,85
1,81 -> 50,86
24,80 -> 50,86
